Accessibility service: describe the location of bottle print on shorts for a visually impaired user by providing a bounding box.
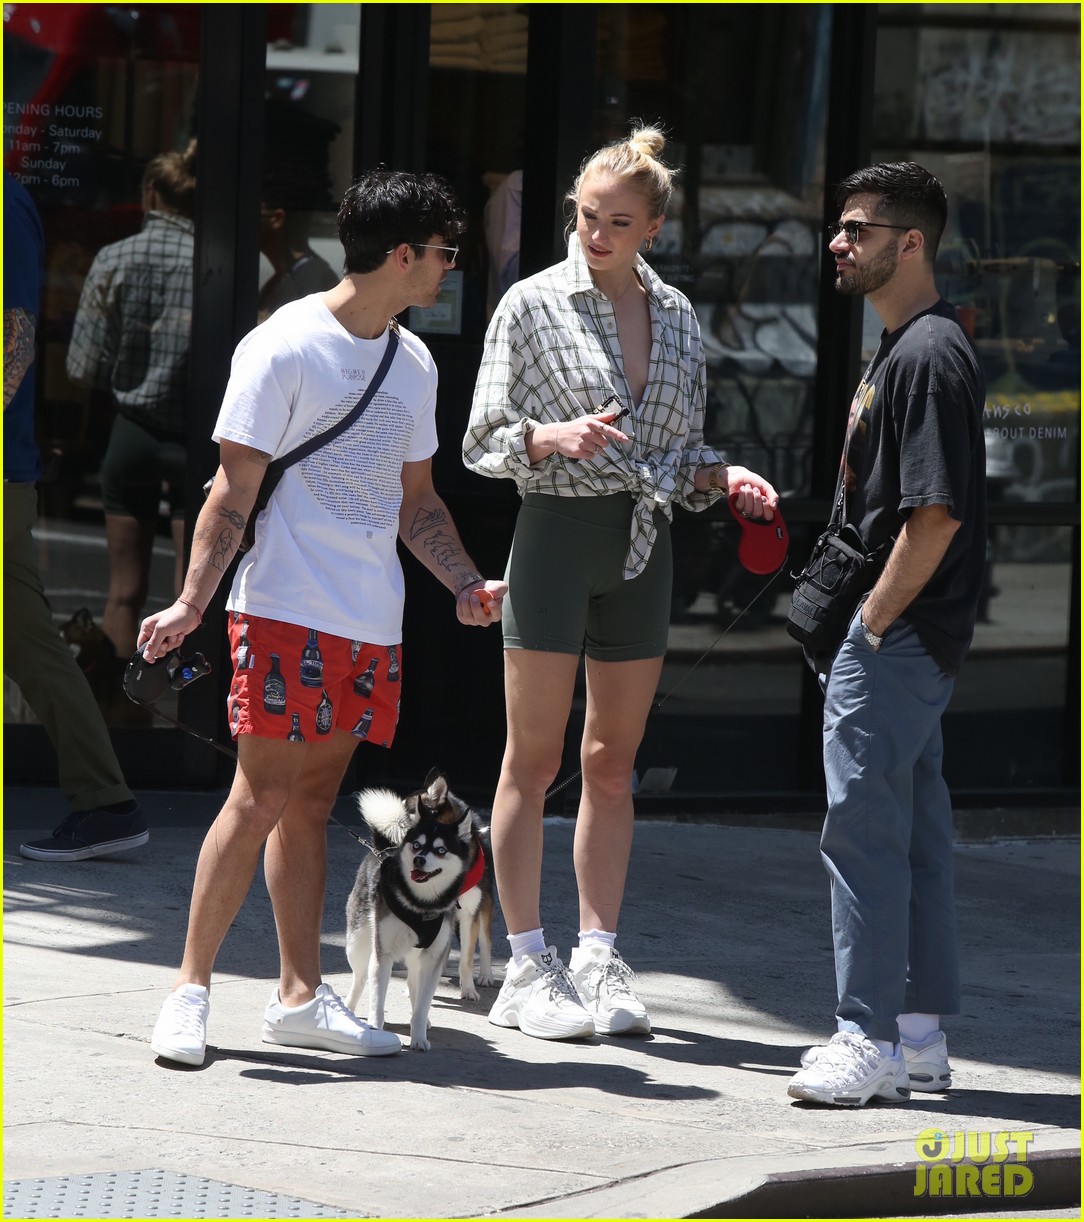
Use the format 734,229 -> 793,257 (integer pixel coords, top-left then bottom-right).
236,621 -> 252,670
315,689 -> 333,735
387,644 -> 400,683
288,712 -> 305,742
351,707 -> 374,739
263,653 -> 286,715
354,656 -> 379,698
300,629 -> 323,688
350,640 -> 361,665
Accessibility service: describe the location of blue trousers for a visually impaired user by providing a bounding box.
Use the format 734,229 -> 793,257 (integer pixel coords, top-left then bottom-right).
818,606 -> 960,1042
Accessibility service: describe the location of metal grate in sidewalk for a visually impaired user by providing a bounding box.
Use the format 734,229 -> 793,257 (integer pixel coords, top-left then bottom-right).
3,1169 -> 354,1219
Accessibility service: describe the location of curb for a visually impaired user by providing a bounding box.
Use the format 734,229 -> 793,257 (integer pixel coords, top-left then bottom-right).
701,1147 -> 1081,1219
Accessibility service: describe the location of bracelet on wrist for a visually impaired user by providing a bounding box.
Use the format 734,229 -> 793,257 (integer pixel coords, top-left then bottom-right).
454,572 -> 484,597
707,462 -> 728,493
177,596 -> 203,625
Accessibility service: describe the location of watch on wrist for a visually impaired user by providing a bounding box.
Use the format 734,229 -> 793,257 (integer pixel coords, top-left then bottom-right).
707,462 -> 728,493
862,622 -> 884,651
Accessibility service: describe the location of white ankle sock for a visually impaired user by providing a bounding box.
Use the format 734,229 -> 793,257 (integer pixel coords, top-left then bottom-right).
897,1012 -> 940,1044
508,928 -> 547,965
870,1036 -> 897,1057
578,929 -> 616,950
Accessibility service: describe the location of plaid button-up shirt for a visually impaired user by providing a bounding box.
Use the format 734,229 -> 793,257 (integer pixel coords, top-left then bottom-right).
464,235 -> 725,578
66,210 -> 194,437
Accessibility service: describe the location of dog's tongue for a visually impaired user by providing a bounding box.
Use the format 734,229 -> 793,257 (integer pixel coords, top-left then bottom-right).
411,868 -> 437,883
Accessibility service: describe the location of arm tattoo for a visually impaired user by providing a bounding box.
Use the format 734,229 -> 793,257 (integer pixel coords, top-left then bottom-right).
4,308 -> 36,409
424,529 -> 465,573
408,506 -> 448,540
219,506 -> 247,533
210,528 -> 236,572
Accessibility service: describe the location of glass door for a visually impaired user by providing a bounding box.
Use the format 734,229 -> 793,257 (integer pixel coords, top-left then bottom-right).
4,5 -> 202,763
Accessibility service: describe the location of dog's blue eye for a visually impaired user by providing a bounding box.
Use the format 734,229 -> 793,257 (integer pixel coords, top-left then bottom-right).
436,846 -> 446,856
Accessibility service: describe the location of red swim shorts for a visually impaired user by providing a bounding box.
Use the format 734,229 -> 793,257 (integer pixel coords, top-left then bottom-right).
226,612 -> 401,746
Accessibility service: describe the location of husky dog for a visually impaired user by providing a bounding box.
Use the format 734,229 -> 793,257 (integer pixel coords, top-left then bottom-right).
345,770 -> 494,1051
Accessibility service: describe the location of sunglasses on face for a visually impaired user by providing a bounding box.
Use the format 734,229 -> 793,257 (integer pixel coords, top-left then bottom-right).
827,219 -> 911,244
386,243 -> 459,266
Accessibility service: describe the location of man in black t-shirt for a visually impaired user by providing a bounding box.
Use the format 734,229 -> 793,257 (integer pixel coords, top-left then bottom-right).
788,163 -> 987,1108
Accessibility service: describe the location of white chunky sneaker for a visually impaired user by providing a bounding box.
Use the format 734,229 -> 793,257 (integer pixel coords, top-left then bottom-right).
151,983 -> 210,1066
788,1031 -> 911,1106
487,946 -> 595,1040
568,945 -> 651,1035
900,1031 -> 952,1091
800,1030 -> 952,1091
262,983 -> 401,1056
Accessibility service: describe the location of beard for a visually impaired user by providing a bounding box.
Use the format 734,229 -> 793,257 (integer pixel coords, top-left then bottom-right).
835,242 -> 900,297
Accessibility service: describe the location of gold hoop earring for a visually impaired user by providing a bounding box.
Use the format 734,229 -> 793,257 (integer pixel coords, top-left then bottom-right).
644,236 -> 654,252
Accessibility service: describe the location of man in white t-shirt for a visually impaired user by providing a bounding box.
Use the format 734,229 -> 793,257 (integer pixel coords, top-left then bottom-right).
138,169 -> 507,1067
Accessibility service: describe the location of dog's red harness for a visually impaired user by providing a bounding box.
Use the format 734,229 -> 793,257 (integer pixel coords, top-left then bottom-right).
458,843 -> 485,897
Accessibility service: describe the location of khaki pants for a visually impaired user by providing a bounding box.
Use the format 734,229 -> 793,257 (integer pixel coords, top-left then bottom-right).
3,483 -> 132,811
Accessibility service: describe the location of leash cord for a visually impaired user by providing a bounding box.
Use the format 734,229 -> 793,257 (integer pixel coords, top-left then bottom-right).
543,558 -> 790,802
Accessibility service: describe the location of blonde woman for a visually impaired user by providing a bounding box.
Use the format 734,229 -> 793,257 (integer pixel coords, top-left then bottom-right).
464,124 -> 778,1040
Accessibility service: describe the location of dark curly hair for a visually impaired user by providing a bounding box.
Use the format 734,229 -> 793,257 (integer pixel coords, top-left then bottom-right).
337,168 -> 466,275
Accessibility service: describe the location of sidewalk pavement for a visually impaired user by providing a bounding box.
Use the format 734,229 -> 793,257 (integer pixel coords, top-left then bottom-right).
3,785 -> 1079,1220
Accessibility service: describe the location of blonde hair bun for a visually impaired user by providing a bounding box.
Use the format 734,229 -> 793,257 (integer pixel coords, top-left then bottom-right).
566,120 -> 678,225
627,125 -> 666,161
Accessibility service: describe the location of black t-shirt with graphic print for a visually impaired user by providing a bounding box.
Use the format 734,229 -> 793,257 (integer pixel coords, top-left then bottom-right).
842,298 -> 987,676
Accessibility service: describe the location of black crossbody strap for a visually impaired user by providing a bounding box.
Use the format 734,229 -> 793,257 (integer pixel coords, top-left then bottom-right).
271,325 -> 399,476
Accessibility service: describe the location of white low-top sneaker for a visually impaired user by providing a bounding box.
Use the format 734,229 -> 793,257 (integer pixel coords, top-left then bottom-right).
800,1030 -> 951,1091
151,983 -> 210,1066
788,1031 -> 911,1106
262,983 -> 401,1056
569,945 -> 651,1035
487,946 -> 595,1040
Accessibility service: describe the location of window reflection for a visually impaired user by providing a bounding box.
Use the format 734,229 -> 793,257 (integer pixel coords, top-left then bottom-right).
950,523 -> 1071,788
598,5 -> 831,504
4,3 -> 201,729
259,5 -> 359,323
871,4 -> 1077,792
874,6 -> 1080,507
424,4 -> 528,338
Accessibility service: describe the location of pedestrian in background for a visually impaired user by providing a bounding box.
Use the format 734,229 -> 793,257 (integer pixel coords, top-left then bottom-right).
66,141 -> 197,659
5,172 -> 147,863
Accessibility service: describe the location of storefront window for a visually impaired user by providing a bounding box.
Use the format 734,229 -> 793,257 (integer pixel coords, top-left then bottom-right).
873,3 -> 1079,789
582,4 -> 832,794
874,5 -> 1079,507
259,5 -> 359,325
423,2 -> 528,340
4,3 -> 202,730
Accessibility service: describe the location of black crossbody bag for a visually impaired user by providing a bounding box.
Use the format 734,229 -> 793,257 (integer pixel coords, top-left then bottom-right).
203,325 -> 399,553
786,472 -> 893,656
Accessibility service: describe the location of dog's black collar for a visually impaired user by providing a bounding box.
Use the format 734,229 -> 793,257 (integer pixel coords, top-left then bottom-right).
379,873 -> 444,949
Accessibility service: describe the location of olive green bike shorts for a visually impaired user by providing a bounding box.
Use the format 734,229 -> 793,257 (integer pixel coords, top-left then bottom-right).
502,492 -> 672,661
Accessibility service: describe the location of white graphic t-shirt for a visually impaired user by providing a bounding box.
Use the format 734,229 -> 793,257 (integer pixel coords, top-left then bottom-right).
212,295 -> 438,644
